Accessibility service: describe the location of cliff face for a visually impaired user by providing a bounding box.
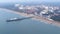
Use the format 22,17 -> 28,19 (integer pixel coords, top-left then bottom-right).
50,15 -> 60,21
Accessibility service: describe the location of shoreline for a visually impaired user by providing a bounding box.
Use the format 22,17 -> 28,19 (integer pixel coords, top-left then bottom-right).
0,8 -> 60,27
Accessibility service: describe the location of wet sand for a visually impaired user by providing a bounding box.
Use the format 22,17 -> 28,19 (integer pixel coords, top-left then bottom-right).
0,8 -> 60,27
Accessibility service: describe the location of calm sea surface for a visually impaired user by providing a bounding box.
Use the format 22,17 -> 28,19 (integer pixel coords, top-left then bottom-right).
0,9 -> 60,34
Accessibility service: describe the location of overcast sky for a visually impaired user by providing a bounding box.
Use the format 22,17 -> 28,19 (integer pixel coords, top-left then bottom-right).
0,0 -> 60,3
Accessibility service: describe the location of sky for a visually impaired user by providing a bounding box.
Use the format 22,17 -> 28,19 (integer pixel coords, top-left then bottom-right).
0,0 -> 60,3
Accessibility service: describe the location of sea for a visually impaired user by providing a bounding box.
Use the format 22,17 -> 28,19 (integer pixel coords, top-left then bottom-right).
0,9 -> 60,34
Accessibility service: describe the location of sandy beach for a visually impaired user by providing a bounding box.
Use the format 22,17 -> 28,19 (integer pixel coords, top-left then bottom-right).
0,8 -> 60,27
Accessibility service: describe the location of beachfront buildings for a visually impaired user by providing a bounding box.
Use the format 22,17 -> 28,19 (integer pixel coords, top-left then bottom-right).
14,4 -> 60,21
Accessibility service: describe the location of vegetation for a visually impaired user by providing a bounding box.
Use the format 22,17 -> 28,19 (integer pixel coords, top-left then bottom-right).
50,15 -> 60,21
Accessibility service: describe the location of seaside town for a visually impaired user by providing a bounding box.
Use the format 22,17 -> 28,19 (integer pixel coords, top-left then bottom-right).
13,4 -> 60,22
1,0 -> 60,34
0,3 -> 60,26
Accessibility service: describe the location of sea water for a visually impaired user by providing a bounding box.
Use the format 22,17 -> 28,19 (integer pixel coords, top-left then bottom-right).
0,9 -> 60,34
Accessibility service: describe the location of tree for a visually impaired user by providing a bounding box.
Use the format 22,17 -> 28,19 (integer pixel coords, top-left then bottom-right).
50,15 -> 60,21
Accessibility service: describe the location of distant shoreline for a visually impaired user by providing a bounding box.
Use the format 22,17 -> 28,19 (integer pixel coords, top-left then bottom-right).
0,8 -> 60,27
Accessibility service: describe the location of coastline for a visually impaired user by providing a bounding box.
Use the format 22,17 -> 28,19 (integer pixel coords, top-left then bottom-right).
0,8 -> 60,27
